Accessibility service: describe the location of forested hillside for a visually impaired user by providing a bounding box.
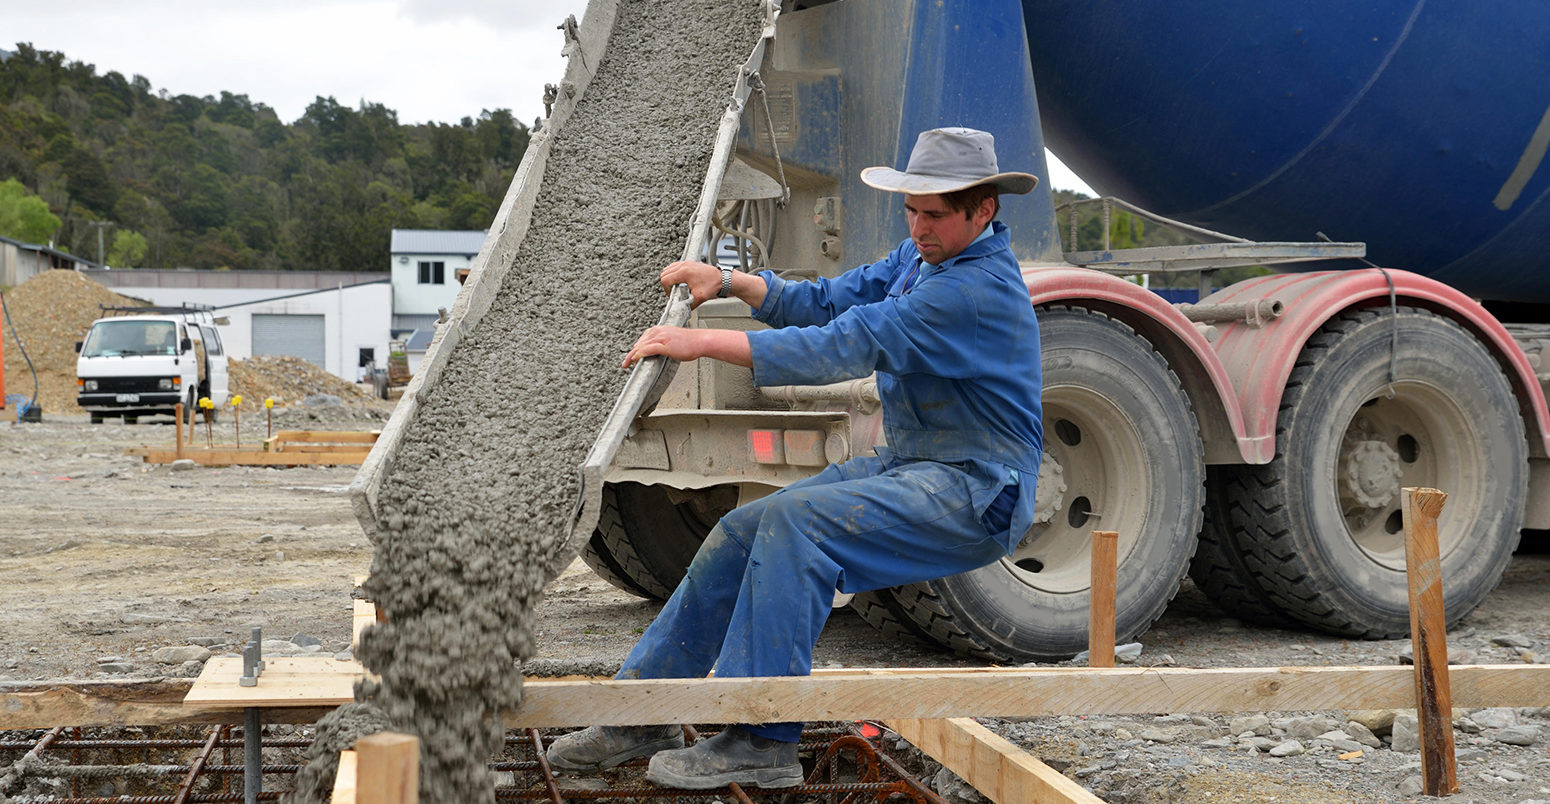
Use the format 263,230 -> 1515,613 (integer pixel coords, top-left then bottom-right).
0,43 -> 529,272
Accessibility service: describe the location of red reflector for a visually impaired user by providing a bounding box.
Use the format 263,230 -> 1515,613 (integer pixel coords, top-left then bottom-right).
748,429 -> 784,464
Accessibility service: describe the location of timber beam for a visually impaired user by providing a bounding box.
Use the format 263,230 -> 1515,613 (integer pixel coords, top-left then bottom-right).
6,663 -> 1550,730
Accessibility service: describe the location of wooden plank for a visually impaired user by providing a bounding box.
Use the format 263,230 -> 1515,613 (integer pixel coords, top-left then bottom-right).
1089,530 -> 1118,668
185,657 -> 361,707
332,750 -> 358,804
890,717 -> 1103,804
274,430 -> 381,444
354,599 -> 376,648
356,732 -> 419,804
278,444 -> 375,455
179,659 -> 1550,721
1404,487 -> 1459,796
130,449 -> 367,466
506,664 -> 1550,727
0,679 -> 332,729
14,663 -> 1550,729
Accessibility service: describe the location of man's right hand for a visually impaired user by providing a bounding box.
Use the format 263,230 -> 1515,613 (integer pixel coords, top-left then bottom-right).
660,261 -> 767,310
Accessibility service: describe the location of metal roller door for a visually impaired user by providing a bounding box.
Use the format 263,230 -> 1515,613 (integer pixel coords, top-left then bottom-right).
252,314 -> 326,368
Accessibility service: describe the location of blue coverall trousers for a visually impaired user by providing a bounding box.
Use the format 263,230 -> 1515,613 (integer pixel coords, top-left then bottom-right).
615,452 -> 1016,742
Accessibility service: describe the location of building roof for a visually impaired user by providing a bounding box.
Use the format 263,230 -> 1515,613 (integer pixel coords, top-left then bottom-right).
82,267 -> 387,289
213,279 -> 390,310
0,234 -> 102,269
404,328 -> 436,351
390,229 -> 487,256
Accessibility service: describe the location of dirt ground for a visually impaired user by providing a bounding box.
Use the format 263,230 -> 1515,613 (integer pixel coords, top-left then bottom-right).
4,410 -> 1550,803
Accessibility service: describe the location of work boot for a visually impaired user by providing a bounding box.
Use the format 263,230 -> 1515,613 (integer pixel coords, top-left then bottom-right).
545,725 -> 684,772
645,725 -> 804,790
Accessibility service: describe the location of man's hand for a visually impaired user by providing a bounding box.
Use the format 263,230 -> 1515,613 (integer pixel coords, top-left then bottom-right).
623,326 -> 752,369
661,260 -> 768,310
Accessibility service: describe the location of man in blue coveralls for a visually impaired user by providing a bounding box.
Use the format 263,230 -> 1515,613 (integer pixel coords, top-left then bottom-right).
547,127 -> 1045,790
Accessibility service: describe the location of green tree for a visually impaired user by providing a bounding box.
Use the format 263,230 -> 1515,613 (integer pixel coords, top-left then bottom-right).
106,228 -> 148,267
0,178 -> 62,243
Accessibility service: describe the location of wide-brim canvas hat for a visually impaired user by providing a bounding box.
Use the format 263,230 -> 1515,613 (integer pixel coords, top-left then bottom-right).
860,127 -> 1038,196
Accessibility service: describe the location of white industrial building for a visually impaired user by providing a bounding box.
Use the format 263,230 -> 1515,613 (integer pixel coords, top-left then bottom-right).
389,229 -> 486,335
83,268 -> 392,382
215,281 -> 393,383
70,227 -> 488,384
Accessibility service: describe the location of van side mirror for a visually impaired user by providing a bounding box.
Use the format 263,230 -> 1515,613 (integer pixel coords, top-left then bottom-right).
75,341 -> 83,353
181,337 -> 193,352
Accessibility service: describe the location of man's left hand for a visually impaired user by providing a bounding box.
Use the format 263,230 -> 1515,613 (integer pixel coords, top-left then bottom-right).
623,326 -> 753,369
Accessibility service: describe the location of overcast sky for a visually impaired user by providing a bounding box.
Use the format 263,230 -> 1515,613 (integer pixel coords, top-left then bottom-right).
4,0 -> 1092,192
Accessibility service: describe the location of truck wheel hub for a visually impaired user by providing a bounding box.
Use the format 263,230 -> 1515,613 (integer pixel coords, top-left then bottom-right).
1032,453 -> 1067,525
1341,439 -> 1403,509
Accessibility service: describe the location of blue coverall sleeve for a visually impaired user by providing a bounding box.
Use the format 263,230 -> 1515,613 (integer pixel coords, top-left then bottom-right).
748,268 -> 986,387
751,243 -> 906,329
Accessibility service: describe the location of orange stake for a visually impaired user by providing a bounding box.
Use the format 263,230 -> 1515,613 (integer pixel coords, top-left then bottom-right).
1089,530 -> 1118,668
1403,486 -> 1457,797
174,403 -> 184,460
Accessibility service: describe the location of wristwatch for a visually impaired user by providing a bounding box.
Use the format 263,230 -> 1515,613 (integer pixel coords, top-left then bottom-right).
717,266 -> 734,299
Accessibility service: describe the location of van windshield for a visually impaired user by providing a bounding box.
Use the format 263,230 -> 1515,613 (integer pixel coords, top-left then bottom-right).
80,320 -> 179,357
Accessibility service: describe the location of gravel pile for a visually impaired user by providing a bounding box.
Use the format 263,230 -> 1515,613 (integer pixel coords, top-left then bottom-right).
1,270 -> 143,414
228,355 -> 374,407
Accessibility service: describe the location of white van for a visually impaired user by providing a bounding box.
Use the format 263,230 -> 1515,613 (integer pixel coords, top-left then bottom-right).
76,305 -> 230,424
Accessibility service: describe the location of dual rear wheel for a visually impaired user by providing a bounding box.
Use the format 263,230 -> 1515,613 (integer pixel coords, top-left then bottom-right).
1188,307 -> 1526,636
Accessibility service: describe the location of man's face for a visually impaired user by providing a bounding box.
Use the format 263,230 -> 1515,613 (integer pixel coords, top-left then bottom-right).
904,193 -> 994,264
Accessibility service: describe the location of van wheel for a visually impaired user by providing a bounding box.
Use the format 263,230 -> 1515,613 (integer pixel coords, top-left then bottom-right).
124,416 -> 138,424
90,413 -> 104,424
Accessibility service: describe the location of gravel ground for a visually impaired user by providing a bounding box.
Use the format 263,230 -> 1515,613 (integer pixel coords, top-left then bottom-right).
3,415 -> 1550,802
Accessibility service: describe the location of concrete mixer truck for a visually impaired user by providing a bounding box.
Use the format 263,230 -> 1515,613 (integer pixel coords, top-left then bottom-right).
359,0 -> 1550,662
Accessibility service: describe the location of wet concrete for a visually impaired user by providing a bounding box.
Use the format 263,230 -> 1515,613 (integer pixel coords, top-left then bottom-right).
287,2 -> 766,802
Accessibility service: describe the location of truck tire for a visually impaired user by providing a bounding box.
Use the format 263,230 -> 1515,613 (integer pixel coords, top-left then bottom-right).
879,306 -> 1205,661
1186,467 -> 1297,627
579,482 -> 732,600
1226,307 -> 1527,637
849,588 -> 937,647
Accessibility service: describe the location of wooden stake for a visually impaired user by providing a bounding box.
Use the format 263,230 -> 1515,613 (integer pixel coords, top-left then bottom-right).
174,404 -> 184,460
1089,530 -> 1118,668
355,732 -> 419,804
330,749 -> 358,804
1403,486 -> 1457,796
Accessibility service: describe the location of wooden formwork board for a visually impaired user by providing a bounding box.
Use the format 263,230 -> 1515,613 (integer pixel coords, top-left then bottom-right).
162,658 -> 1550,725
125,429 -> 378,466
891,717 -> 1104,804
127,448 -> 368,466
270,430 -> 381,445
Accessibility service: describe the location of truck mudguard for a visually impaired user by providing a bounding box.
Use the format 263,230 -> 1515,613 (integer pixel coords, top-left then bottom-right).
1206,268 -> 1550,461
1022,265 -> 1255,464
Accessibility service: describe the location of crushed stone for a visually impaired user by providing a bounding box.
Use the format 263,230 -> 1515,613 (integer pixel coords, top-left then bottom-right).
227,355 -> 373,408
286,2 -> 766,801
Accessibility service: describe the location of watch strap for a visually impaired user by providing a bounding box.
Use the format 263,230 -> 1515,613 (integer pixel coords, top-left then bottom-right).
718,267 -> 733,298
